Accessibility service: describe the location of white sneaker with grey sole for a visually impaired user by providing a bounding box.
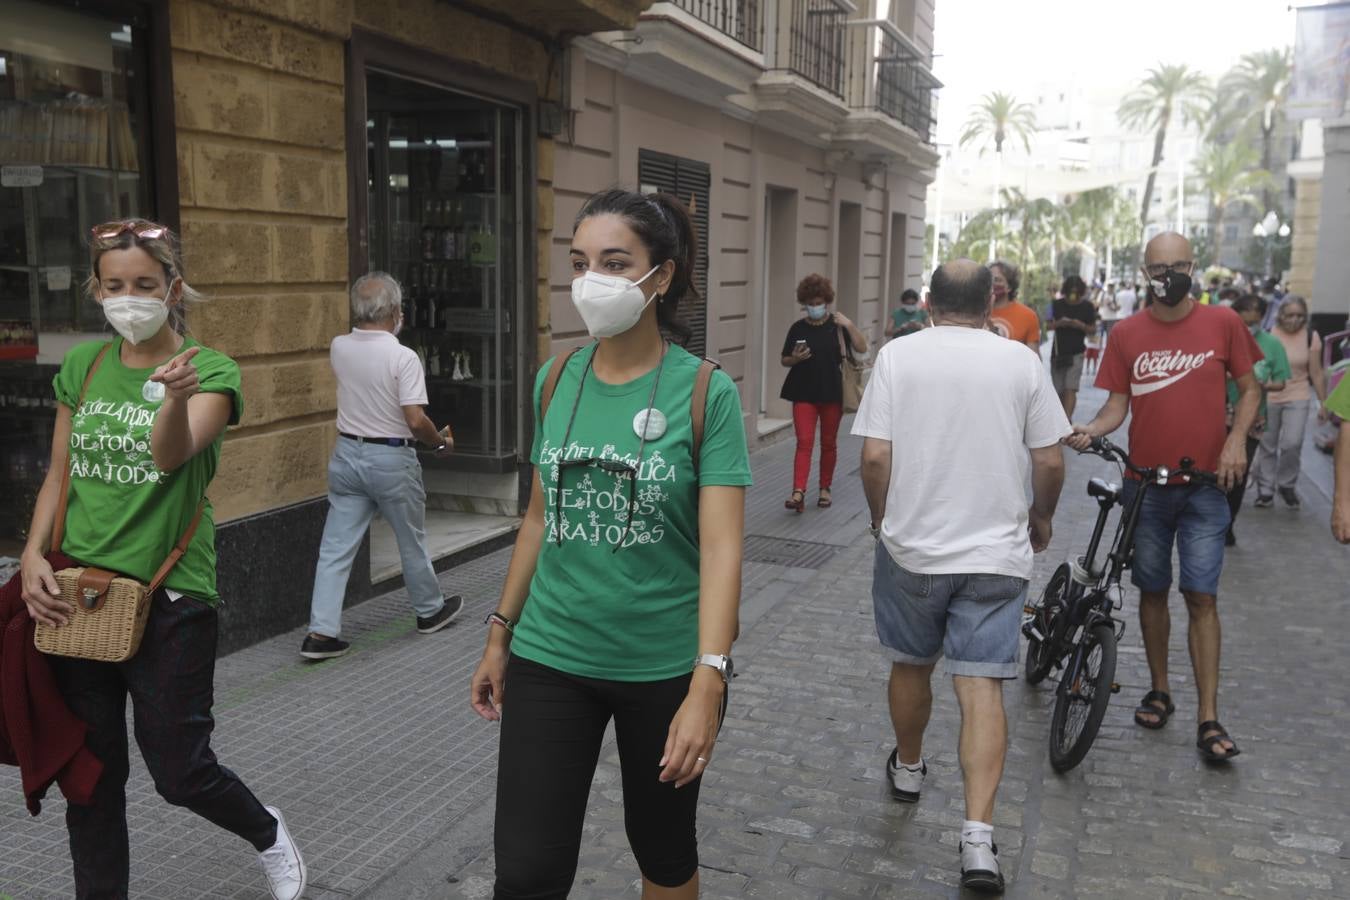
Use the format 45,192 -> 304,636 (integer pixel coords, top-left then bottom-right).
960,839 -> 1004,894
259,806 -> 307,900
885,749 -> 926,802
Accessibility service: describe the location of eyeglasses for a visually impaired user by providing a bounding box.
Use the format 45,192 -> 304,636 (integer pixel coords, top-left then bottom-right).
91,220 -> 166,241
1143,261 -> 1194,278
1280,313 -> 1307,321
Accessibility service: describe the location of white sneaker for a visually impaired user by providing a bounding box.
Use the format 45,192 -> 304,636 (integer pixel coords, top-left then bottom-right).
885,749 -> 926,802
259,806 -> 307,900
960,839 -> 1004,894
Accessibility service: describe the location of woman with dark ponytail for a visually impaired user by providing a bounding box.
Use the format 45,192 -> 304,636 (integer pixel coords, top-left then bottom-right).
469,188 -> 751,898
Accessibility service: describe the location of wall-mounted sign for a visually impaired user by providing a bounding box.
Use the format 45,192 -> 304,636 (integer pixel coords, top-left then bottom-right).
1,165 -> 44,188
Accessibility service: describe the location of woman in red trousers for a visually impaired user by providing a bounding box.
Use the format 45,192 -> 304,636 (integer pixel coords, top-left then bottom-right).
779,273 -> 868,511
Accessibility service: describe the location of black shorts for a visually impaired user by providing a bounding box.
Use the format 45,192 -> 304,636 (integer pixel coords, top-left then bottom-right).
493,654 -> 705,898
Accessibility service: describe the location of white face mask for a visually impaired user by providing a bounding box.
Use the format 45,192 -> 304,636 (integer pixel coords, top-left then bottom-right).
570,266 -> 660,338
101,289 -> 171,345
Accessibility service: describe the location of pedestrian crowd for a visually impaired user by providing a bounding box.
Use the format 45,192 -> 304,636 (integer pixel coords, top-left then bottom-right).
3,193 -> 1348,900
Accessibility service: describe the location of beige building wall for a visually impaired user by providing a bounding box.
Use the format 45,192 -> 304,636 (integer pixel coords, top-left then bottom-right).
1289,176 -> 1321,302
167,0 -> 645,522
172,0 -> 353,523
551,55 -> 932,431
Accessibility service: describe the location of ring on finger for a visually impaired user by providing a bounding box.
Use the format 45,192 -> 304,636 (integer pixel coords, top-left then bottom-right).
696,756 -> 709,764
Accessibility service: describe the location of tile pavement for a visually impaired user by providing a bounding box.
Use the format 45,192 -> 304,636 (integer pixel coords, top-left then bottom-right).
4,380 -> 1349,899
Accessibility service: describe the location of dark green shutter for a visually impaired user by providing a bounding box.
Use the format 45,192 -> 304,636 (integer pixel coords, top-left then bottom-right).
638,149 -> 711,357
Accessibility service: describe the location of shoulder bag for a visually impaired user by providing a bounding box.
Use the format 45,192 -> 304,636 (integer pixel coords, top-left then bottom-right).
836,321 -> 864,413
34,344 -> 204,663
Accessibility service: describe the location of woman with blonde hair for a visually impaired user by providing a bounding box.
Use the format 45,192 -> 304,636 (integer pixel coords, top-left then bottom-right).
15,219 -> 306,900
1253,294 -> 1327,508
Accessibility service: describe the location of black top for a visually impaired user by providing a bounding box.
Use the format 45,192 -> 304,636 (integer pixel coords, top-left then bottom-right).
1051,298 -> 1097,360
780,317 -> 844,404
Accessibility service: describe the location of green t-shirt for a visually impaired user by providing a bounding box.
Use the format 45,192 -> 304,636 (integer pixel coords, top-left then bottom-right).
891,305 -> 927,329
52,336 -> 242,605
512,343 -> 752,682
1326,375 -> 1350,420
1226,330 -> 1291,421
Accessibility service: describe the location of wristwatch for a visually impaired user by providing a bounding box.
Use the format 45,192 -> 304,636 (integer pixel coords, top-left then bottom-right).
693,653 -> 734,683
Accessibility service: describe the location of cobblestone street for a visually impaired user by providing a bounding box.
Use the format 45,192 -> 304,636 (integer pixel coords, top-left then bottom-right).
4,385 -> 1348,899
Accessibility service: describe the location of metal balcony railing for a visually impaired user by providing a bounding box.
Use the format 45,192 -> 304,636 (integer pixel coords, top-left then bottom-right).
871,33 -> 938,143
670,0 -> 763,51
782,0 -> 847,98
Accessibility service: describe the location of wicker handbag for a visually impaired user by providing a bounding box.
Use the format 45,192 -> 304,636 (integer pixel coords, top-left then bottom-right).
33,345 -> 203,663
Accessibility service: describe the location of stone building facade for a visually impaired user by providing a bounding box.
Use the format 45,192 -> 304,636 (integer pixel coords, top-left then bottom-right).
2,0 -> 937,650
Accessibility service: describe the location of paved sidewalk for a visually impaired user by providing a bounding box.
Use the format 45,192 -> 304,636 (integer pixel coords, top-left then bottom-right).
4,382 -> 1349,899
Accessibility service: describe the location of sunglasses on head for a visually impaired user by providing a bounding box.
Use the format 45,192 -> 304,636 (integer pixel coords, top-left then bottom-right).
91,221 -> 166,241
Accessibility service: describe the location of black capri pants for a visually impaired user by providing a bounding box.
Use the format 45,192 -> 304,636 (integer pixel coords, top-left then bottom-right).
494,654 -> 704,899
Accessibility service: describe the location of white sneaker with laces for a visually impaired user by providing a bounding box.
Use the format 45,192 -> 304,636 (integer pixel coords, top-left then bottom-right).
259,806 -> 307,900
960,839 -> 1004,894
885,749 -> 926,802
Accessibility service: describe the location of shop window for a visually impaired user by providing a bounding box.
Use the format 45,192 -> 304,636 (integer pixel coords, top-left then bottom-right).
364,70 -> 523,465
638,149 -> 710,357
0,0 -> 159,547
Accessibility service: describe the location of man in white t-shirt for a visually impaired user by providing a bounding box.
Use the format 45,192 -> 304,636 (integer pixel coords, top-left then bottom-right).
301,272 -> 462,660
1102,281 -> 1137,342
853,258 -> 1069,893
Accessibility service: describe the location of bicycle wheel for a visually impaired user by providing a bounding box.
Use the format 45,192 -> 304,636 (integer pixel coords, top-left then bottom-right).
1023,564 -> 1070,685
1048,622 -> 1117,773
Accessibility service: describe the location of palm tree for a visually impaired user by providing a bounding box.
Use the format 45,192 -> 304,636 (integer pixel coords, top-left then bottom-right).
1118,64 -> 1211,232
959,92 -> 1037,260
1192,142 -> 1271,266
1222,47 -> 1292,213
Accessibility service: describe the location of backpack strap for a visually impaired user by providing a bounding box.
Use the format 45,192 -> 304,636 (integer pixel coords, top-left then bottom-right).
690,358 -> 719,475
539,346 -> 584,423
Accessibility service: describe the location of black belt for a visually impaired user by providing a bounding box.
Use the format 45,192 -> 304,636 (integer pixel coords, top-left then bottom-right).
340,432 -> 415,447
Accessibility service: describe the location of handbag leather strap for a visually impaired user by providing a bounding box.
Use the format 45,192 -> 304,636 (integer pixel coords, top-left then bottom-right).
835,318 -> 857,365
147,501 -> 205,594
50,341 -> 205,594
50,343 -> 111,553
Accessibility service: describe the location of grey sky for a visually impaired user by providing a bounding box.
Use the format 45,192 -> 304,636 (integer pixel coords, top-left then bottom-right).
931,0 -> 1299,146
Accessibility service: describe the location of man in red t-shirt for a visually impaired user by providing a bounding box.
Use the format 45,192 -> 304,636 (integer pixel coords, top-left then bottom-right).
1065,232 -> 1260,763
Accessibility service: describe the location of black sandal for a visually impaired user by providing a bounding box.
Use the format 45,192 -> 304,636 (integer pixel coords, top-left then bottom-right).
1196,720 -> 1241,762
785,490 -> 805,513
817,488 -> 832,508
1133,690 -> 1174,730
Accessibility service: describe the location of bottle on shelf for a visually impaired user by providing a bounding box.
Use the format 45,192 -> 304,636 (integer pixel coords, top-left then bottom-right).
428,344 -> 441,377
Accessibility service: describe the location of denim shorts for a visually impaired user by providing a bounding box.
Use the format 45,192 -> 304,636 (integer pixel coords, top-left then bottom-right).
871,543 -> 1028,679
1120,480 -> 1231,595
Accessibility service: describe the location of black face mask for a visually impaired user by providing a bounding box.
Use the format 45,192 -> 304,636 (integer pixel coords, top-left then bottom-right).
1149,270 -> 1192,307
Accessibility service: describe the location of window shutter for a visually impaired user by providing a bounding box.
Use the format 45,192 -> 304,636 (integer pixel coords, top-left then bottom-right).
638,149 -> 711,357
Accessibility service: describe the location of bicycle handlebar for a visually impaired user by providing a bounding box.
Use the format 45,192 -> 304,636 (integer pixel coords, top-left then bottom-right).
1082,437 -> 1220,486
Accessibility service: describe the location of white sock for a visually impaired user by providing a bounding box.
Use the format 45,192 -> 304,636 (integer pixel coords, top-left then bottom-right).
962,820 -> 994,846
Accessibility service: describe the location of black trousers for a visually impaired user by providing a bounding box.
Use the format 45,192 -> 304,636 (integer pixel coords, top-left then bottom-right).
50,590 -> 277,900
493,654 -> 703,899
1226,435 -> 1262,531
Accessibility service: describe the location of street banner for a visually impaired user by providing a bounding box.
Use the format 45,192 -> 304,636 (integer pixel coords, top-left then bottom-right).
1289,3 -> 1350,121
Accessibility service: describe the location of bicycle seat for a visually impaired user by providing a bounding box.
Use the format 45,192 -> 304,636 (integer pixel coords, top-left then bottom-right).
1087,477 -> 1119,503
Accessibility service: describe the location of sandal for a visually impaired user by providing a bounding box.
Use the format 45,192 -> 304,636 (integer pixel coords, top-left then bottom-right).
817,488 -> 832,508
1133,690 -> 1174,729
785,490 -> 805,513
1196,720 -> 1241,762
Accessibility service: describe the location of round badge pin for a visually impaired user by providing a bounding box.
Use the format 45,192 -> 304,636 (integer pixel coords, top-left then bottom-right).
633,408 -> 668,440
141,380 -> 165,403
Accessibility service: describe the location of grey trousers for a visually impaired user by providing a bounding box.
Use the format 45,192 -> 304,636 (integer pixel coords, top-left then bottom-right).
1253,400 -> 1312,495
